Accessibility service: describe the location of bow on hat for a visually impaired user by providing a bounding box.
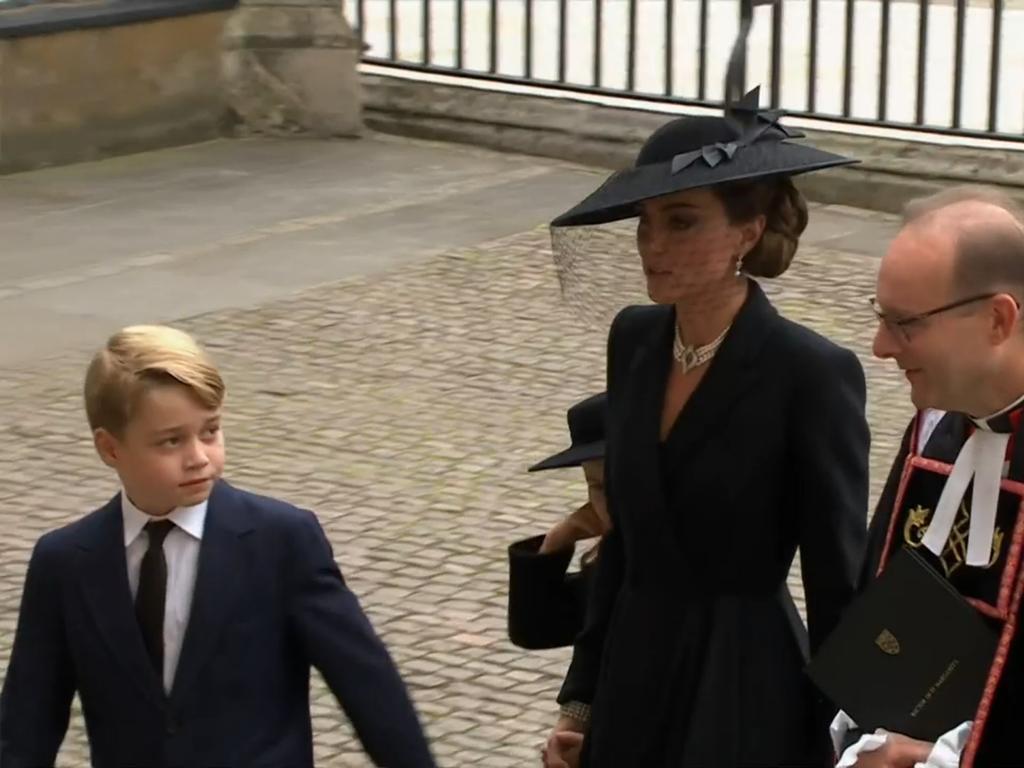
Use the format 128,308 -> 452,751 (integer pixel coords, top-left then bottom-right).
671,87 -> 804,174
670,142 -> 740,173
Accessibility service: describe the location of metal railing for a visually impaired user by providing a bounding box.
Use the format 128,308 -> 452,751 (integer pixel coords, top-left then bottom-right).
347,0 -> 1024,142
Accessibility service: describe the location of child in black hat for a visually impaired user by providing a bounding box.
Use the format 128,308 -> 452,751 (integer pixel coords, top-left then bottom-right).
507,393 -> 609,651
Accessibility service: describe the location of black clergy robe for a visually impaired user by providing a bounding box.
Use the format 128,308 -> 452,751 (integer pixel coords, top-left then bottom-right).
863,408 -> 1024,767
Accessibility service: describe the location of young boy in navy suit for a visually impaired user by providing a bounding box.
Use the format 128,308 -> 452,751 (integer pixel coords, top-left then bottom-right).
0,325 -> 435,768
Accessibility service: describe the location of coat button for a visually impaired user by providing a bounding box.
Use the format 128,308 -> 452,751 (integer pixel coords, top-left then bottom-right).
166,719 -> 180,736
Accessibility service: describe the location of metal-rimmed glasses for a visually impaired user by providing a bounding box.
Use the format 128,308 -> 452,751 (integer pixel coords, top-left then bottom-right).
868,293 -> 1006,344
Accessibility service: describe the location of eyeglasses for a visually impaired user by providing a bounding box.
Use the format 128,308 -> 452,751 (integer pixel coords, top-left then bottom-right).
869,292 -> 1010,344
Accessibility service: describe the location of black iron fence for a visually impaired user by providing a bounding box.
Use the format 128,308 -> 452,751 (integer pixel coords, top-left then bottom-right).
346,0 -> 1024,142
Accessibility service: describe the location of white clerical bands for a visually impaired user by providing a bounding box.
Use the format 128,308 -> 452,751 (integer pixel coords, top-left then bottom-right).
922,427 -> 1010,567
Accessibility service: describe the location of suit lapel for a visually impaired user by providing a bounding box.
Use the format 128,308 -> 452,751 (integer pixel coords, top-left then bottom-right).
76,495 -> 166,708
664,280 -> 777,459
920,412 -> 968,463
614,306 -> 674,542
169,480 -> 252,706
612,286 -> 778,545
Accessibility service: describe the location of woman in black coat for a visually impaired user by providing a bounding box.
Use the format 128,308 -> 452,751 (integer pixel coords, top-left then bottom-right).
541,97 -> 871,768
508,393 -> 610,650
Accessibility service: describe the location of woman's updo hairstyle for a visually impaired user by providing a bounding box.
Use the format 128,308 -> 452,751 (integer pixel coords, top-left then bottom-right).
713,176 -> 809,278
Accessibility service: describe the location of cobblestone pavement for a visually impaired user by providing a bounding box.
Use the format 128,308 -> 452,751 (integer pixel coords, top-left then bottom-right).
0,206 -> 910,766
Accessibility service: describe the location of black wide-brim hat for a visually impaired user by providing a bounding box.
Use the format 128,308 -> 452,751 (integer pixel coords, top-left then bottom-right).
550,88 -> 859,228
528,392 -> 607,472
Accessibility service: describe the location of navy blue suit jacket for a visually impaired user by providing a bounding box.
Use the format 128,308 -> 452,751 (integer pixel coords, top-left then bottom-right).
0,480 -> 435,767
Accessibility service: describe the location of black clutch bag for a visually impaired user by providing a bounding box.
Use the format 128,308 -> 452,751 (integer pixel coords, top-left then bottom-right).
507,534 -> 592,650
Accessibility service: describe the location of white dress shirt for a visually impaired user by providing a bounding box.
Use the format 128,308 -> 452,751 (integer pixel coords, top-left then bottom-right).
916,408 -> 946,452
122,491 -> 207,694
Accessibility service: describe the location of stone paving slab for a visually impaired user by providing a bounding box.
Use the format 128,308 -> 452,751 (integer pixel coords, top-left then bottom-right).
0,218 -> 911,766
0,132 -> 902,371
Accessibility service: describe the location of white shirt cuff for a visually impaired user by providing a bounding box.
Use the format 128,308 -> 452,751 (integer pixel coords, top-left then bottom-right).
837,731 -> 888,767
914,721 -> 972,768
830,713 -> 971,768
830,710 -> 860,757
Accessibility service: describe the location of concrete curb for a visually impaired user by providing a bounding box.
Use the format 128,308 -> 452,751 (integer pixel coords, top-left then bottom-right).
361,73 -> 1024,214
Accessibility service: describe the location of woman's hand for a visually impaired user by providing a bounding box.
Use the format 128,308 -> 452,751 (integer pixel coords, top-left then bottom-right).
541,716 -> 586,768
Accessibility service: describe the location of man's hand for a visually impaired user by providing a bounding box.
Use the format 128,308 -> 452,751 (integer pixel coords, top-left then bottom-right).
852,733 -> 933,768
541,715 -> 585,768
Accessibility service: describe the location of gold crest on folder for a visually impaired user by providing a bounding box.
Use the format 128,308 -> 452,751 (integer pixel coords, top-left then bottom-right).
875,629 -> 901,656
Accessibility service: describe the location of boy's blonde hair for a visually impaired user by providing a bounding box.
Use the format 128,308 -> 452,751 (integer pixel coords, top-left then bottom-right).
84,325 -> 225,436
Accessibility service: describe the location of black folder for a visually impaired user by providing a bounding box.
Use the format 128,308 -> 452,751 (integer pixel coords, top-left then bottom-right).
806,546 -> 999,741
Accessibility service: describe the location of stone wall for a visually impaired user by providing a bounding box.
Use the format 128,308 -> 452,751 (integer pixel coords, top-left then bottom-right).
0,8 -> 232,173
362,73 -> 1024,214
0,0 -> 363,174
222,0 -> 364,138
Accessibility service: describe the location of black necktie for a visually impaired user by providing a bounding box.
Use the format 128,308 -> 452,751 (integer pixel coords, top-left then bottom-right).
135,519 -> 175,679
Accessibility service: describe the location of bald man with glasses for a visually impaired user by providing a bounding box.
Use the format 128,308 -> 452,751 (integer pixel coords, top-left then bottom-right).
828,187 -> 1024,768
